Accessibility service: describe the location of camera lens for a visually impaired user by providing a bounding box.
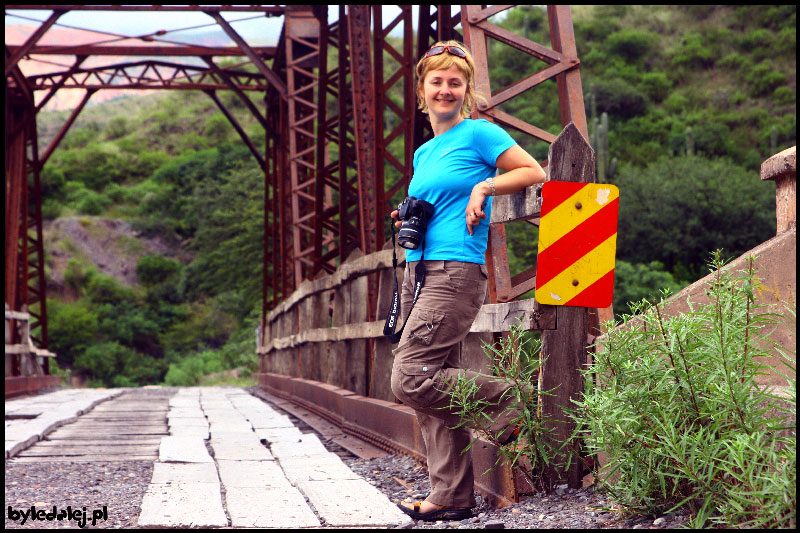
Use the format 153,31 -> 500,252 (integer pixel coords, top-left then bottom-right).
397,218 -> 423,249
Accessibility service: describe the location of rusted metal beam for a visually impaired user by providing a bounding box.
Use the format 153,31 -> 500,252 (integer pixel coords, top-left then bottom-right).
347,5 -> 378,260
6,5 -> 286,12
7,45 -> 277,57
35,55 -> 88,112
25,118 -> 48,348
5,94 -> 28,317
203,89 -> 266,170
39,89 -> 96,167
201,56 -> 273,137
27,60 -> 270,91
204,11 -> 287,99
286,6 -> 321,287
547,5 -> 589,141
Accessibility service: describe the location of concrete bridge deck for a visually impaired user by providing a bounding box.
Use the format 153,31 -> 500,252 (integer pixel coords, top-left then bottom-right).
5,386 -> 411,528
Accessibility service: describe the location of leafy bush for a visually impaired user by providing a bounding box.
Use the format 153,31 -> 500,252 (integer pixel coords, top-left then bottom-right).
86,273 -> 137,304
442,323 -> 559,492
747,62 -> 789,98
46,300 -> 98,367
613,260 -> 683,318
105,117 -> 129,140
591,78 -> 648,119
164,349 -> 226,386
772,86 -> 795,106
574,252 -> 796,528
606,29 -> 657,61
669,33 -> 714,70
63,258 -> 95,295
639,72 -> 671,103
73,341 -> 166,387
613,155 -> 775,282
137,254 -> 182,286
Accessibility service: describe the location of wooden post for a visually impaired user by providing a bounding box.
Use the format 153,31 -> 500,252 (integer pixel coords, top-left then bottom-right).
540,123 -> 595,488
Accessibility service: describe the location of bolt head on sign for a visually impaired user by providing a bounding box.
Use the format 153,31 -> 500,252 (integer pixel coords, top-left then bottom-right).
535,182 -> 619,307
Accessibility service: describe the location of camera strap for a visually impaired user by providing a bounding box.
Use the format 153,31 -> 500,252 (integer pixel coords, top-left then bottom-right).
383,226 -> 425,344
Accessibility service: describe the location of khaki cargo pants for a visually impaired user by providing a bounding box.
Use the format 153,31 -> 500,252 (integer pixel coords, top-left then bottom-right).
390,260 -> 520,508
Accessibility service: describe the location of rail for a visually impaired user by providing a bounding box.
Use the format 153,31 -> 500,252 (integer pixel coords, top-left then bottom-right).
5,304 -> 60,398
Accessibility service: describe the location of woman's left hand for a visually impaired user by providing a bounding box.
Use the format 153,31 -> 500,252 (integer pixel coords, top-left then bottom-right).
465,185 -> 489,236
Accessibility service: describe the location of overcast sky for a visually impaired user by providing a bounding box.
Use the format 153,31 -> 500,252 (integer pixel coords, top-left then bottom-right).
5,6 -> 421,42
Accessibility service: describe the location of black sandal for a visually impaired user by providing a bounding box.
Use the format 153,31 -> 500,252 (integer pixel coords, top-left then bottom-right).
397,500 -> 473,521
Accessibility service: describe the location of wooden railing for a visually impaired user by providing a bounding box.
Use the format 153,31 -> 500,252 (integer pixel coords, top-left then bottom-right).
257,245 -> 555,402
5,304 -> 60,397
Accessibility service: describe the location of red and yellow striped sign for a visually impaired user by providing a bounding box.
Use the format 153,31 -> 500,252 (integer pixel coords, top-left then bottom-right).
535,182 -> 619,307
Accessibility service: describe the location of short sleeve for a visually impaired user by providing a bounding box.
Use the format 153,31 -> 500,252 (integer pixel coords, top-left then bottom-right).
473,120 -> 517,167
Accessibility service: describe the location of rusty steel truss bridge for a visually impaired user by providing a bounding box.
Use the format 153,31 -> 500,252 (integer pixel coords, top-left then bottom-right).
6,5 -> 602,493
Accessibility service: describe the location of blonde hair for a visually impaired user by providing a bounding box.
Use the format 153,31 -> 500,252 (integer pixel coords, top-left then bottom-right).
415,40 -> 485,119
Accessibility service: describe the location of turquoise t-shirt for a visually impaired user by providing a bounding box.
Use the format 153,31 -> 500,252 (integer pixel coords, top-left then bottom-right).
405,119 -> 516,264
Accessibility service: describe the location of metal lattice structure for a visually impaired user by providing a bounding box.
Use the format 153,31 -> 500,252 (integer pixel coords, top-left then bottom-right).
5,5 -> 589,395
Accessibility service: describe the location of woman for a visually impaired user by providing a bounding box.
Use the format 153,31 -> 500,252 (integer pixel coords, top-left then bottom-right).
390,41 -> 547,521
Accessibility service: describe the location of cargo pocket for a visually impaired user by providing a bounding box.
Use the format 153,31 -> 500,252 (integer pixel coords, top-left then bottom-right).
399,306 -> 445,350
397,362 -> 443,409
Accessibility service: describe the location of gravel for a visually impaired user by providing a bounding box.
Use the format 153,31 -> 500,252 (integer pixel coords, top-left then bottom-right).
5,390 -> 690,529
337,450 -> 690,529
5,461 -> 153,529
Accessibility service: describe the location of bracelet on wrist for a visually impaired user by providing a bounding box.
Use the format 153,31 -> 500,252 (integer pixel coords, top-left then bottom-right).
486,177 -> 495,196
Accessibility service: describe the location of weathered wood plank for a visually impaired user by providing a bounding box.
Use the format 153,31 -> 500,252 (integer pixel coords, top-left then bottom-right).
490,183 -> 544,224
267,248 -> 405,322
260,298 -> 554,354
18,445 -> 160,456
36,439 -> 162,446
10,455 -> 158,463
469,300 -> 556,332
540,122 -> 593,489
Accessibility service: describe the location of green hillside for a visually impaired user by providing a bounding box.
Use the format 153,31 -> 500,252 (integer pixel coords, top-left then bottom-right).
36,5 -> 795,388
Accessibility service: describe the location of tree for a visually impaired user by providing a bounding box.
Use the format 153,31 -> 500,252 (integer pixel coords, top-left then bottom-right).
613,154 -> 775,282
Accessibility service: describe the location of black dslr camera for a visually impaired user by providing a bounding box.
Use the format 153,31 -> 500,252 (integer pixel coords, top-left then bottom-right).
396,196 -> 435,250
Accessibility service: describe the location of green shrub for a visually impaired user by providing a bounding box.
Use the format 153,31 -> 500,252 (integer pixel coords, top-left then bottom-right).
612,260 -> 684,318
66,187 -> 111,216
41,198 -> 63,220
591,78 -> 648,119
204,113 -> 230,143
669,33 -> 714,70
105,117 -> 129,140
137,254 -> 182,286
574,252 -> 796,528
772,86 -> 795,106
662,92 -> 690,114
86,273 -> 137,304
46,300 -> 98,367
163,349 -> 226,386
639,72 -> 671,103
606,29 -> 657,61
747,62 -> 789,98
63,258 -> 95,294
442,323 -> 559,492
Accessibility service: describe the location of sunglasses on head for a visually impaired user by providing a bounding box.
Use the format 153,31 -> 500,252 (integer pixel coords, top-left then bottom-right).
425,45 -> 467,59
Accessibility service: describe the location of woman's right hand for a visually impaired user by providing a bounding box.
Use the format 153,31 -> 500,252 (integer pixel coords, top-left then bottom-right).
390,209 -> 402,229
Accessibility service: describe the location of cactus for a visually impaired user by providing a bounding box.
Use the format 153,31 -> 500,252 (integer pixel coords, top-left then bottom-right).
770,126 -> 777,156
587,88 -> 614,181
